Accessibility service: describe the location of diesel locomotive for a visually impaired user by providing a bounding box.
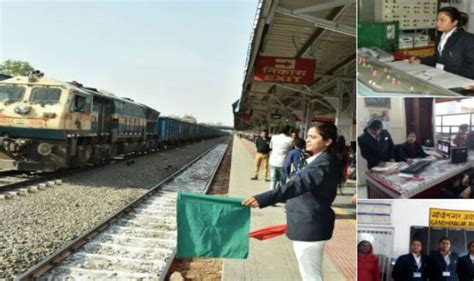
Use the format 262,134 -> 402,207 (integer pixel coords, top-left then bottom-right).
0,73 -> 224,172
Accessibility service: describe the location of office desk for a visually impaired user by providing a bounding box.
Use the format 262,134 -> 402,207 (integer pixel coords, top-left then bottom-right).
366,159 -> 472,199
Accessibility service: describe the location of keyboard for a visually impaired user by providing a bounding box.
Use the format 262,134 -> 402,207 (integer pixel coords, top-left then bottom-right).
400,160 -> 432,175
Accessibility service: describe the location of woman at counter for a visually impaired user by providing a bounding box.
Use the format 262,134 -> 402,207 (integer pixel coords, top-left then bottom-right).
397,132 -> 428,163
409,7 -> 474,80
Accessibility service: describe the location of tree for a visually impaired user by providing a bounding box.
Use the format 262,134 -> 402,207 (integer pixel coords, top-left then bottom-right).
0,59 -> 35,76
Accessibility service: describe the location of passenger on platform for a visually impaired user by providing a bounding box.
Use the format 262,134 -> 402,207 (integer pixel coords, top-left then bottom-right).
409,7 -> 474,79
456,241 -> 474,281
268,125 -> 293,190
453,124 -> 469,147
392,239 -> 428,281
291,131 -> 299,148
427,237 -> 459,281
358,119 -> 395,169
283,138 -> 307,177
243,123 -> 341,281
357,240 -> 381,281
251,129 -> 271,181
398,132 -> 429,163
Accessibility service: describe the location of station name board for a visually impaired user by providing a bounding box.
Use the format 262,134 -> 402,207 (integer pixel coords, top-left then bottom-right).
429,208 -> 474,229
254,57 -> 315,84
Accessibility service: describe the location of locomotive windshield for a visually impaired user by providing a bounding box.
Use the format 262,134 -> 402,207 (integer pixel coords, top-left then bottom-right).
30,87 -> 61,105
0,86 -> 25,102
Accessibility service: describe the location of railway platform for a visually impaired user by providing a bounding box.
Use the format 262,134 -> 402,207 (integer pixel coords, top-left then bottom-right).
223,136 -> 356,281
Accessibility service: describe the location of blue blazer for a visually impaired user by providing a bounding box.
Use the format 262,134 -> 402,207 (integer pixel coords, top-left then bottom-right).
255,151 -> 338,242
456,255 -> 474,281
428,251 -> 459,281
392,253 -> 428,281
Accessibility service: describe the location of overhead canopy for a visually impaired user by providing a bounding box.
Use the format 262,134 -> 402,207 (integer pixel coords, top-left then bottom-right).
234,0 -> 356,134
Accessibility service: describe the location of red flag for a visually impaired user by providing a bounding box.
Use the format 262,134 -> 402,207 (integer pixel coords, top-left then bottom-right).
249,224 -> 287,240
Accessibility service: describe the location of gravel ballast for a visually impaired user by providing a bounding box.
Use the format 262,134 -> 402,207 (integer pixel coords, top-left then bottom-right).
0,137 -> 227,279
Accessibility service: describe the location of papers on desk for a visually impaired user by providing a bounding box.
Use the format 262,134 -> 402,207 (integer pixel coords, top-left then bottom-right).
387,60 -> 474,90
371,162 -> 399,173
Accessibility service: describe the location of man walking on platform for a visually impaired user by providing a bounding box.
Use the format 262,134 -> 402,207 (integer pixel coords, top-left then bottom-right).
269,125 -> 293,190
251,129 -> 271,181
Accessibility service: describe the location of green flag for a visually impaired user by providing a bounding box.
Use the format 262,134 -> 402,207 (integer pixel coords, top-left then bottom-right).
176,192 -> 250,259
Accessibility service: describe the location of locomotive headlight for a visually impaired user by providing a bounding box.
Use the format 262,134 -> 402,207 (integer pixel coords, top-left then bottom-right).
14,104 -> 31,115
37,143 -> 52,156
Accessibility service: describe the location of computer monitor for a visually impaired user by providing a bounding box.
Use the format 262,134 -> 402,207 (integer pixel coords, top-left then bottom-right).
436,140 -> 451,158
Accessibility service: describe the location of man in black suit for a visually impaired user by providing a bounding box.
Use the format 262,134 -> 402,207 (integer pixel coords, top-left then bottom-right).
392,239 -> 428,281
358,119 -> 394,169
428,237 -> 459,281
457,241 -> 474,281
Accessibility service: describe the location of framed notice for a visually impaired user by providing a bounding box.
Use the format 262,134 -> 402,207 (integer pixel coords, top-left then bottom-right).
357,200 -> 392,225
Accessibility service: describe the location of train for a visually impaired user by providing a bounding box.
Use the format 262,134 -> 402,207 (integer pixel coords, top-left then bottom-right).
0,72 -> 226,172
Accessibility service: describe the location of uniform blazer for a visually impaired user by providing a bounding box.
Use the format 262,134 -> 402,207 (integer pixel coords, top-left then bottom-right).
392,253 -> 428,281
420,28 -> 474,79
255,151 -> 338,242
456,254 -> 474,281
398,141 -> 429,162
427,251 -> 459,281
358,129 -> 394,169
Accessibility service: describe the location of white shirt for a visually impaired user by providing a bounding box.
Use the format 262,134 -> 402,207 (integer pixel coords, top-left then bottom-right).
412,253 -> 422,269
438,28 -> 457,55
306,152 -> 323,165
443,252 -> 451,265
470,254 -> 474,262
269,134 -> 293,167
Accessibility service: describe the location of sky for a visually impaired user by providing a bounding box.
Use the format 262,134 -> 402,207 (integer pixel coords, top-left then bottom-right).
0,0 -> 258,126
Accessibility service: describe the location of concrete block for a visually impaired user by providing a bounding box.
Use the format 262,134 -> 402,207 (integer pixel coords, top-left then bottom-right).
7,191 -> 18,197
54,179 -> 62,185
38,183 -> 47,189
28,186 -> 39,193
47,181 -> 55,187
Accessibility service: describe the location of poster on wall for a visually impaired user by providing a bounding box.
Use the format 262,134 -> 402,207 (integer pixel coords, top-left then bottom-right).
368,109 -> 390,131
365,98 -> 391,109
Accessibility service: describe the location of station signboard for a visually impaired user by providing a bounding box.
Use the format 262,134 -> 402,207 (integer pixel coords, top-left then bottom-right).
429,208 -> 474,229
254,56 -> 315,84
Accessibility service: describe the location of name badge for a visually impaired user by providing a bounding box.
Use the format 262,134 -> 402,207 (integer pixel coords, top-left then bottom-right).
436,63 -> 445,70
442,271 -> 451,277
413,272 -> 422,278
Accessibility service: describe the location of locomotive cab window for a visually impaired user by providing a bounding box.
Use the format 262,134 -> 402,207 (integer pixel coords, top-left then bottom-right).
30,87 -> 61,105
71,94 -> 90,113
0,86 -> 25,102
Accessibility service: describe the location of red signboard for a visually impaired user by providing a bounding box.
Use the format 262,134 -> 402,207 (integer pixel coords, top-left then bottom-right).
254,56 -> 315,84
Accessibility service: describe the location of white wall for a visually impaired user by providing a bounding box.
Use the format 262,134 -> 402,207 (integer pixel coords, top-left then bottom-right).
387,200 -> 474,258
357,97 -> 407,186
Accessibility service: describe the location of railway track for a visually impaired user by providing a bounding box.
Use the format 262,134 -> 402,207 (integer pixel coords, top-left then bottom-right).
17,143 -> 228,280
